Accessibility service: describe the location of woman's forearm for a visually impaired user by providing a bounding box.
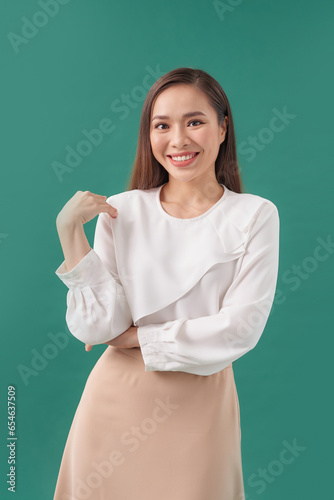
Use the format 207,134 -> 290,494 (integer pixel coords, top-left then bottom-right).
56,217 -> 91,273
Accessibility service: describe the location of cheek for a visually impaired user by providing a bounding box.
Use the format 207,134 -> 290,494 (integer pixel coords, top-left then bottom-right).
150,133 -> 165,153
194,129 -> 212,150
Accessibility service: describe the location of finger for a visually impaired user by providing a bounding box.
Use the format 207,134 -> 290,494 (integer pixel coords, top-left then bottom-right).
101,202 -> 118,218
85,344 -> 92,351
83,191 -> 107,199
92,198 -> 118,218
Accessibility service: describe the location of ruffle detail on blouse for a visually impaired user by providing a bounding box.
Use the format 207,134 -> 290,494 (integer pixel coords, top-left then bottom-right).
107,186 -> 270,325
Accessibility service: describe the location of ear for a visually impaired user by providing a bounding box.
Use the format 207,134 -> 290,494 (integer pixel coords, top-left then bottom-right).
219,116 -> 228,144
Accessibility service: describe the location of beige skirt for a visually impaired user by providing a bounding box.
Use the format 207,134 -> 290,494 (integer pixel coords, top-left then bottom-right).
53,345 -> 245,500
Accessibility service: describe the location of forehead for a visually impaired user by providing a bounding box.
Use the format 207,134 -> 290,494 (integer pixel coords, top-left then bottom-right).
151,84 -> 212,116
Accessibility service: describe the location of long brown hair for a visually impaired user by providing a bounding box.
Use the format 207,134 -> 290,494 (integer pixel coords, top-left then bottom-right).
125,67 -> 245,193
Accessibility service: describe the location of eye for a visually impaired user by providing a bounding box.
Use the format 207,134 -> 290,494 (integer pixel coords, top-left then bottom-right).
154,120 -> 203,130
189,120 -> 203,126
154,123 -> 168,130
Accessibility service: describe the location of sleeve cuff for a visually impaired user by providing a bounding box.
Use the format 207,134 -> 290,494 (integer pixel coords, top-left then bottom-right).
137,324 -> 176,371
55,248 -> 115,289
137,324 -> 158,369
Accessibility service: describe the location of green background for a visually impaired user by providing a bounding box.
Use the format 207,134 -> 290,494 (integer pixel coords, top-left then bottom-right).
1,0 -> 333,498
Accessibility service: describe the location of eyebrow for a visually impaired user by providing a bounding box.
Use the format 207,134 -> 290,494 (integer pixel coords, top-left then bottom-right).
151,111 -> 207,121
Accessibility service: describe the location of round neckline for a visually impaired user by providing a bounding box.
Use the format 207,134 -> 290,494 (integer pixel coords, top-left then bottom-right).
156,183 -> 228,222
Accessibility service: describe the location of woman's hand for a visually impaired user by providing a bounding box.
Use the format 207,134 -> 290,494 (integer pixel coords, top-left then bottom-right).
85,326 -> 140,351
56,190 -> 118,229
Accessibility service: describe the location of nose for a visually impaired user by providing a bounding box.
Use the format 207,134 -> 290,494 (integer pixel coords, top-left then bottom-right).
169,124 -> 191,148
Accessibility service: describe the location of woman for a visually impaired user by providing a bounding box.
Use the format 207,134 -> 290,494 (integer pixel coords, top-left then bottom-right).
53,67 -> 280,500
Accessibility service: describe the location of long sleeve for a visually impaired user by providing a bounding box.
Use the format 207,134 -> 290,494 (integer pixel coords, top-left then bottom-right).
137,202 -> 280,376
55,209 -> 133,345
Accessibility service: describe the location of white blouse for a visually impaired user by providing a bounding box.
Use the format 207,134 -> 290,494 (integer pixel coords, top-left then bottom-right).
55,183 -> 280,376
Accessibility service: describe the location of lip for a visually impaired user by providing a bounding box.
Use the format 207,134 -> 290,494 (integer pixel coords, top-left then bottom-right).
167,151 -> 200,167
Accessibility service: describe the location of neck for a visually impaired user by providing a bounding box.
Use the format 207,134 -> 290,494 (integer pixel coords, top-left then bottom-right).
161,177 -> 224,207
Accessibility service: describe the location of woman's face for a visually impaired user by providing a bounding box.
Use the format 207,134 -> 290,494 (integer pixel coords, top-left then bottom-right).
150,84 -> 228,183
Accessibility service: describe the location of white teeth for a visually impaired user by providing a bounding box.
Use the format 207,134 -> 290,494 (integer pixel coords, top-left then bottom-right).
171,153 -> 197,161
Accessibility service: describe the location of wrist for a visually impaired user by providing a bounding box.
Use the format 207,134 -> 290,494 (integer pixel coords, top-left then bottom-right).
56,214 -> 82,232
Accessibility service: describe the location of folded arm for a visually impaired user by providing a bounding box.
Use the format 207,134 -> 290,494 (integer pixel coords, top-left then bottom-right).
137,202 -> 280,376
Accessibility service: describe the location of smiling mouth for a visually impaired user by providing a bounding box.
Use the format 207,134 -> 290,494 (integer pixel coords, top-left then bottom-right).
167,152 -> 199,161
166,152 -> 200,167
